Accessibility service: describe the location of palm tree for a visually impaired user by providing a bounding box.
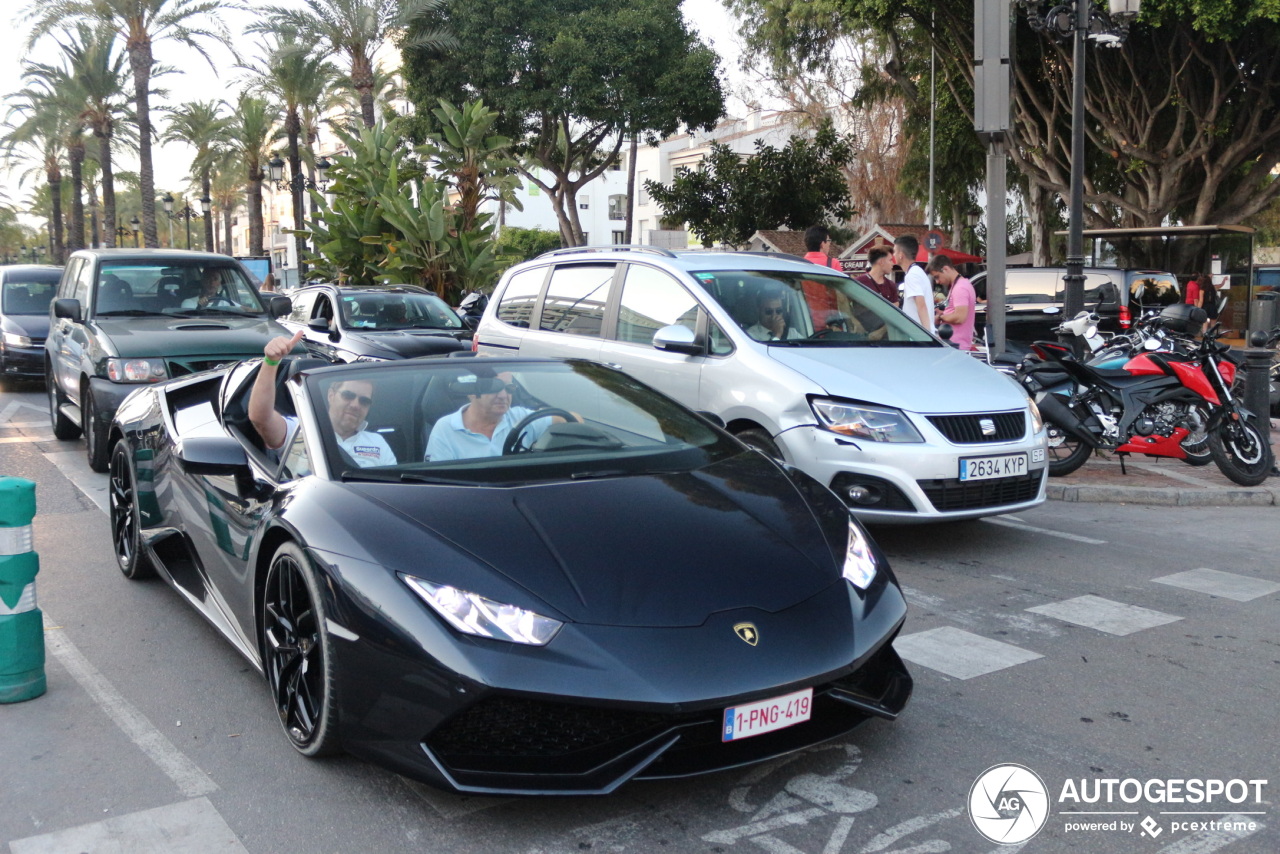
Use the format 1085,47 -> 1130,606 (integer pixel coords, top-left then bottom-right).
223,93 -> 281,256
208,159 -> 243,254
23,0 -> 232,248
3,85 -> 69,262
251,0 -> 454,129
244,33 -> 338,280
331,63 -> 403,127
161,101 -> 229,251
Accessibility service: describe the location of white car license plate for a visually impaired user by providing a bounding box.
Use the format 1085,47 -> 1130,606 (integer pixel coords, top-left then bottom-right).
722,688 -> 813,742
959,452 -> 1028,481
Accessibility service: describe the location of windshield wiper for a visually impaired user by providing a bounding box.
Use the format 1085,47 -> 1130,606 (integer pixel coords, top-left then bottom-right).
198,307 -> 261,317
96,308 -> 170,317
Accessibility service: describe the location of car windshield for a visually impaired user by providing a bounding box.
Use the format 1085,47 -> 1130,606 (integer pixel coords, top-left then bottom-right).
694,269 -> 938,346
302,360 -> 741,484
2,274 -> 59,314
96,261 -> 266,317
339,291 -> 463,331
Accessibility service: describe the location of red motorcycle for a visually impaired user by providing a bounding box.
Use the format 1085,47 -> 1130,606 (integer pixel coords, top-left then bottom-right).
1029,305 -> 1272,486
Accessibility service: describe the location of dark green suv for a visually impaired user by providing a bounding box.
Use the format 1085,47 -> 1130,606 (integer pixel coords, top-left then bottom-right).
46,249 -> 298,471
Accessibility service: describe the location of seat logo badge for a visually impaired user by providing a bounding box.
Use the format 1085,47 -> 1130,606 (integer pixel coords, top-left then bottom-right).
734,622 -> 759,646
980,418 -> 997,436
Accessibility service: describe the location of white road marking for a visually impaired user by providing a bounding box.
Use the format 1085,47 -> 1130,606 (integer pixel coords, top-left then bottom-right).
858,808 -> 965,852
1153,568 -> 1280,602
42,614 -> 218,798
1153,813 -> 1264,853
982,516 -> 1106,545
8,797 -> 245,854
894,627 -> 1043,680
42,449 -> 110,513
1026,595 -> 1182,636
0,400 -> 50,423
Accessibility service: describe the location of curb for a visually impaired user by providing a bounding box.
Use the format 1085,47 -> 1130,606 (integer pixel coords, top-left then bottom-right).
1046,482 -> 1280,506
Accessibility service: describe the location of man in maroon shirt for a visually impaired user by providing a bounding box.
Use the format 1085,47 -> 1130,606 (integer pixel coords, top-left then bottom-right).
852,247 -> 900,306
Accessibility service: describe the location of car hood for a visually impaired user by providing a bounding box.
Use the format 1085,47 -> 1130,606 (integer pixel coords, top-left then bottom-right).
2,314 -> 49,338
349,454 -> 841,627
345,329 -> 465,357
90,316 -> 289,357
767,345 -> 1028,413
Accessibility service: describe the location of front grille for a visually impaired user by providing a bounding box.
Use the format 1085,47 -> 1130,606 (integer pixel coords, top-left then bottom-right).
918,469 -> 1044,512
166,357 -> 249,377
926,411 -> 1025,444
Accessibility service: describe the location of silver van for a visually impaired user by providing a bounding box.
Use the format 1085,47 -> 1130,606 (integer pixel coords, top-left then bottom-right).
474,247 -> 1048,522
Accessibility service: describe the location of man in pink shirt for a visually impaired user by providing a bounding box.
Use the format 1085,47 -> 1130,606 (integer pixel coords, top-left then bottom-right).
926,255 -> 977,350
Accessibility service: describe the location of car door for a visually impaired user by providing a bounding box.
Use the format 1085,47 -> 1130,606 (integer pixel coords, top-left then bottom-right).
54,258 -> 95,396
515,263 -> 613,363
602,263 -> 706,408
47,258 -> 78,389
300,291 -> 343,362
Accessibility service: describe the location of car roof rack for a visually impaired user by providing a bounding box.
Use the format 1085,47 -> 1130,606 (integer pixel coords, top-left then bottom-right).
537,245 -> 678,259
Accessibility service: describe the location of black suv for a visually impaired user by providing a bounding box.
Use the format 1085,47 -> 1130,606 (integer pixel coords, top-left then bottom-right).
46,249 -> 297,471
280,283 -> 468,362
1,264 -> 63,381
972,266 -> 1180,345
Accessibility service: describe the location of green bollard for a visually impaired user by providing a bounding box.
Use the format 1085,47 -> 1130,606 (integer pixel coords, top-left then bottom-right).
0,477 -> 44,703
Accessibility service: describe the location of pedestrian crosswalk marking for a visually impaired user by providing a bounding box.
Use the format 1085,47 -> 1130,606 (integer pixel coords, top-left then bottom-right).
894,626 -> 1043,680
1153,568 -> 1280,602
8,797 -> 245,854
1026,595 -> 1182,636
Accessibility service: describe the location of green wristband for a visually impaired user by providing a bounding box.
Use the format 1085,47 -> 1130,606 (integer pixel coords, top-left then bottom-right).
263,356 -> 281,367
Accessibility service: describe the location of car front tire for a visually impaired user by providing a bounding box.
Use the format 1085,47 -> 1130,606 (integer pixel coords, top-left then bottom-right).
262,541 -> 341,757
108,440 -> 155,580
83,388 -> 110,472
47,369 -> 82,441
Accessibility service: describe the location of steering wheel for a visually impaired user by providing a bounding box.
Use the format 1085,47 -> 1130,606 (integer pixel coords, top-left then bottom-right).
502,408 -> 580,455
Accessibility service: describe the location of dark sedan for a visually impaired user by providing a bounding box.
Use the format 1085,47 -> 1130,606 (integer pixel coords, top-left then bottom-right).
281,283 -> 468,362
1,264 -> 62,381
107,355 -> 911,794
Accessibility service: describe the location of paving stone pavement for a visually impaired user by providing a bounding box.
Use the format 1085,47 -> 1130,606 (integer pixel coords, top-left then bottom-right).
1046,418 -> 1280,506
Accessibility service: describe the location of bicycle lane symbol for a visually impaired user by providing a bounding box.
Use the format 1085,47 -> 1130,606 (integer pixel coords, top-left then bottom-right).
701,743 -> 981,854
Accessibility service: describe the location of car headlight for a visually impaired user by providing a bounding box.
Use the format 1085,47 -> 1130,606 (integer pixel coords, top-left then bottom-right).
401,575 -> 562,645
105,358 -> 168,383
810,398 -> 924,443
842,517 -> 878,591
1003,374 -> 1044,433
3,332 -> 32,348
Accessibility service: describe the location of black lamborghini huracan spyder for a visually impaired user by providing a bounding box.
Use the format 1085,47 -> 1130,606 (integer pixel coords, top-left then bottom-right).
107,354 -> 911,794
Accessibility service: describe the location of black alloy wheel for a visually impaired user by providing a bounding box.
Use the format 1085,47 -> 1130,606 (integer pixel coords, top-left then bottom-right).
108,440 -> 154,579
262,541 -> 340,757
83,389 -> 110,472
47,369 -> 81,441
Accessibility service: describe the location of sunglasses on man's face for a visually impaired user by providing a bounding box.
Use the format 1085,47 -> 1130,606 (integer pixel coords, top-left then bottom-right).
761,307 -> 784,316
486,383 -> 519,396
337,389 -> 373,407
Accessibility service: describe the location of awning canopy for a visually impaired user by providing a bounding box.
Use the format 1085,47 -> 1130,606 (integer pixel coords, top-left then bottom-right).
917,246 -> 983,264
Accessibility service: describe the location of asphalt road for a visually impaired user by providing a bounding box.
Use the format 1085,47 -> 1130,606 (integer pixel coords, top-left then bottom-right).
0,379 -> 1275,854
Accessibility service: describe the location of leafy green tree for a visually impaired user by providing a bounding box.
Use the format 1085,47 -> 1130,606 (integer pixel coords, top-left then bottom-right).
493,227 -> 561,279
645,119 -> 858,248
222,93 -> 282,256
729,0 -> 1280,237
24,0 -> 232,248
243,32 -> 339,279
161,100 -> 229,252
251,0 -> 455,129
402,0 -> 725,246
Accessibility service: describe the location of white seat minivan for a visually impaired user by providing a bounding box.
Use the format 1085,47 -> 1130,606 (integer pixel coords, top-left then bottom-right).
474,247 -> 1048,522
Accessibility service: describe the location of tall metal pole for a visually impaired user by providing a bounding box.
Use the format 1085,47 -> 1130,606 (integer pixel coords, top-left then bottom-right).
927,12 -> 937,230
1062,0 -> 1089,322
184,212 -> 192,250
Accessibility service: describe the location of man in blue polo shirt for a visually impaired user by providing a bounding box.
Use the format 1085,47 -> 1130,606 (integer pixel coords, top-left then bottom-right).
426,371 -> 558,461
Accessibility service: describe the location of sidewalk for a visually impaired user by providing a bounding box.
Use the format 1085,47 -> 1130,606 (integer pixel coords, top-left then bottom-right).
1047,419 -> 1280,506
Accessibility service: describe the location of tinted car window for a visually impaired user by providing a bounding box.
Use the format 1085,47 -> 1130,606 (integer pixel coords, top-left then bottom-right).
338,290 -> 462,330
616,265 -> 699,344
539,265 -> 614,336
72,260 -> 94,305
2,273 -> 60,314
289,289 -> 317,324
93,261 -> 265,316
496,266 -> 546,328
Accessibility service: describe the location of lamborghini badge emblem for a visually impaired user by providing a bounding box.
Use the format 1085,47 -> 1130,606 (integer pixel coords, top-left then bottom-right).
734,622 -> 759,646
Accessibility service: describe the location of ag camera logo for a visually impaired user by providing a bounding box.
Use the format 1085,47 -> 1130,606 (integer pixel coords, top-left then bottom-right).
969,763 -> 1050,844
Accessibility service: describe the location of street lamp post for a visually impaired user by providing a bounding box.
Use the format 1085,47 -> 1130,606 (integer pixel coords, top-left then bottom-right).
267,154 -> 331,283
966,208 -> 982,256
162,194 -> 212,250
1017,0 -> 1141,324
130,216 -> 141,248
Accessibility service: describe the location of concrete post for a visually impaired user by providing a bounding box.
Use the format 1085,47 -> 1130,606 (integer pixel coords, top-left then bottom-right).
0,477 -> 44,703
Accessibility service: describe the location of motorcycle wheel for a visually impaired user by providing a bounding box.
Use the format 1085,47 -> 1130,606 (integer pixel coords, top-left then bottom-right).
1046,422 -> 1091,477
1208,418 -> 1273,486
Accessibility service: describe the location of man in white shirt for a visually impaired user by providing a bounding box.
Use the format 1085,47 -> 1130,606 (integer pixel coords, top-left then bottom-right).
893,235 -> 935,335
427,371 -> 563,460
249,331 -> 396,467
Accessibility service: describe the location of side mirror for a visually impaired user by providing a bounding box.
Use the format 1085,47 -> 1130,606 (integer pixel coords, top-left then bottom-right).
53,298 -> 82,322
652,324 -> 703,356
179,436 -> 250,476
307,316 -> 336,339
268,295 -> 292,318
